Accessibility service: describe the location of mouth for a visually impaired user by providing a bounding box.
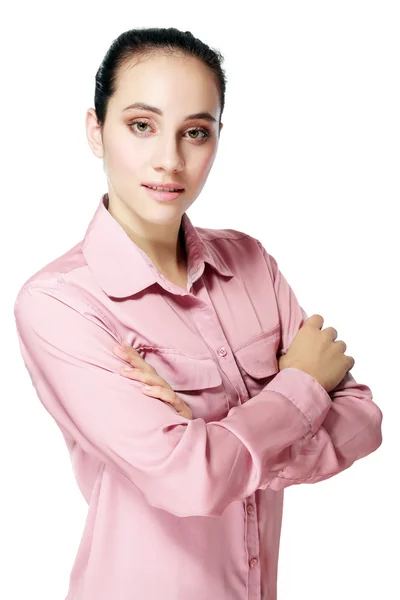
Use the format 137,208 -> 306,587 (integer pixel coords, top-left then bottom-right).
142,185 -> 185,202
142,184 -> 185,192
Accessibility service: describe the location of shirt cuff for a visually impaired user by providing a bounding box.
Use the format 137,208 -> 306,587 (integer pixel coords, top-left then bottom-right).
267,367 -> 332,437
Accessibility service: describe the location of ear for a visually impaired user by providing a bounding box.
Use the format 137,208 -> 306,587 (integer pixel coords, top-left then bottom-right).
86,107 -> 104,159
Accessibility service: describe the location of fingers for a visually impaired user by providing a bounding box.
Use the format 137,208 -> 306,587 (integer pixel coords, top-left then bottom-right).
113,344 -> 138,363
113,343 -> 172,390
120,364 -> 169,389
113,344 -> 153,371
142,385 -> 193,420
113,343 -> 193,419
120,364 -> 192,419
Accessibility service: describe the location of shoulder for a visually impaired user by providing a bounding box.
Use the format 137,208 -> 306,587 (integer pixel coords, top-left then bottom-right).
195,223 -> 277,275
16,240 -> 86,292
14,244 -> 93,335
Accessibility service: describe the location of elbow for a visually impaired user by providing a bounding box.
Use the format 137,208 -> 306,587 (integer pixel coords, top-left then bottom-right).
142,491 -> 226,518
343,407 -> 383,463
128,471 -> 229,518
368,407 -> 383,455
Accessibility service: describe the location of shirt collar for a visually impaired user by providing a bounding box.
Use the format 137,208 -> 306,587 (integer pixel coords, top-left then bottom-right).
82,192 -> 234,298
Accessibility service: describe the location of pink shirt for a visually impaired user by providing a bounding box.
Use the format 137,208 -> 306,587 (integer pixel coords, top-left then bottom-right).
14,192 -> 383,600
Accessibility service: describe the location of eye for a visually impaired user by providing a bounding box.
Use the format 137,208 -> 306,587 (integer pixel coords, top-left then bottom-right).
127,120 -> 211,141
130,121 -> 152,134
186,128 -> 210,140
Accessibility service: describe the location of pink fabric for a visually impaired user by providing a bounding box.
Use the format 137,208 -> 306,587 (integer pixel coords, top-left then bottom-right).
14,192 -> 382,600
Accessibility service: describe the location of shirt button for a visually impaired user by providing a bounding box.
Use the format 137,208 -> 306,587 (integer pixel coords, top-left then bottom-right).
218,347 -> 227,357
247,504 -> 254,515
249,557 -> 258,569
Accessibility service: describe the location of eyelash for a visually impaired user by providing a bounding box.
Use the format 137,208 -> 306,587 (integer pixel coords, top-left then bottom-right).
127,119 -> 212,141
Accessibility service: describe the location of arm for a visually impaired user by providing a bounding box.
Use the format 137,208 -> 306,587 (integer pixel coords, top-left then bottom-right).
255,241 -> 383,491
14,282 -> 332,517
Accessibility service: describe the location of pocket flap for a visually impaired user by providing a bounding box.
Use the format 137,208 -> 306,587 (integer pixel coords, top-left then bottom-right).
139,349 -> 223,391
234,326 -> 280,379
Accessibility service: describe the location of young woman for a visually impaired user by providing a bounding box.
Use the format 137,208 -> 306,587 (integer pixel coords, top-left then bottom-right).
14,27 -> 383,600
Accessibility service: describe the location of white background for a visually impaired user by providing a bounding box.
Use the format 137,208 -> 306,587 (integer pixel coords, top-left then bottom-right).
2,1 -> 398,598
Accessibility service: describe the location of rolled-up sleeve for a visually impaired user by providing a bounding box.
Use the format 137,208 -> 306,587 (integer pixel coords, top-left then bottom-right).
14,282 -> 334,517
255,241 -> 383,491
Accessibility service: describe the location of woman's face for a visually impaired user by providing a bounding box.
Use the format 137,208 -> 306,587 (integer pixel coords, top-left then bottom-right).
86,53 -> 223,226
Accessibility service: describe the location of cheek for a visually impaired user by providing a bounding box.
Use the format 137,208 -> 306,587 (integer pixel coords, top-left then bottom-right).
106,134 -> 143,174
192,147 -> 217,182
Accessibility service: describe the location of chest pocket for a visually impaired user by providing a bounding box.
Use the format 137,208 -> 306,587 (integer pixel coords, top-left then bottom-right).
232,324 -> 280,400
136,347 -> 227,422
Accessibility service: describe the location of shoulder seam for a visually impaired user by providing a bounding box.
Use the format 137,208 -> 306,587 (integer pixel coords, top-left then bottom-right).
202,231 -> 255,243
18,279 -> 120,342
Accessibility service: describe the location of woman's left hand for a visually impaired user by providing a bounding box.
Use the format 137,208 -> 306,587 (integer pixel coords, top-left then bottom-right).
113,342 -> 193,420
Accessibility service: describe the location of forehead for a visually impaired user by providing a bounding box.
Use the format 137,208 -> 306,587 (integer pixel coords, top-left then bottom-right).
112,54 -> 220,115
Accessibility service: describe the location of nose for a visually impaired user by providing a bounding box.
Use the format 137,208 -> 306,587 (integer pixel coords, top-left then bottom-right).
152,135 -> 185,173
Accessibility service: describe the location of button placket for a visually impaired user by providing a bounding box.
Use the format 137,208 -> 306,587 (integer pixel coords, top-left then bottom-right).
189,279 -> 249,406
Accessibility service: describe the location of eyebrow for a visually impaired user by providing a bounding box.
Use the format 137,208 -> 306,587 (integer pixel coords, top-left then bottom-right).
122,102 -> 217,123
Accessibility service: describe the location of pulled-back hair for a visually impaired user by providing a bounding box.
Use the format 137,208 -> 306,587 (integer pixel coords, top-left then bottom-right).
94,27 -> 227,129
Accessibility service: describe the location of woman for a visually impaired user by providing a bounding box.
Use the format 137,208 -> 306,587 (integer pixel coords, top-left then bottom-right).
14,27 -> 382,600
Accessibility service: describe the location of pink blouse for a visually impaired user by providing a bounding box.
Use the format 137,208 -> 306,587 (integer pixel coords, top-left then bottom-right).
14,192 -> 383,599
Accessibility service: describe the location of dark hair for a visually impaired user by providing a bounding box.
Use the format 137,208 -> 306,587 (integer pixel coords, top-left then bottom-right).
94,27 -> 227,130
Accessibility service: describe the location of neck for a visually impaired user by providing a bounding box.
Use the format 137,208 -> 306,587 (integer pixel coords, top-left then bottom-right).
106,193 -> 187,275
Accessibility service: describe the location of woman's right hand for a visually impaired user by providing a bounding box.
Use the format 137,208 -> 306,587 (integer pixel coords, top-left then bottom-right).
278,314 -> 355,393
114,343 -> 193,420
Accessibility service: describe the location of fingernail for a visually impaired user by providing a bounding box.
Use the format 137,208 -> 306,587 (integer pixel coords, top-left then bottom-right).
122,366 -> 133,371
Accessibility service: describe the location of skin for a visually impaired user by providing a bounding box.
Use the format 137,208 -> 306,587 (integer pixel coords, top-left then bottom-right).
86,52 -> 223,282
113,342 -> 194,420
